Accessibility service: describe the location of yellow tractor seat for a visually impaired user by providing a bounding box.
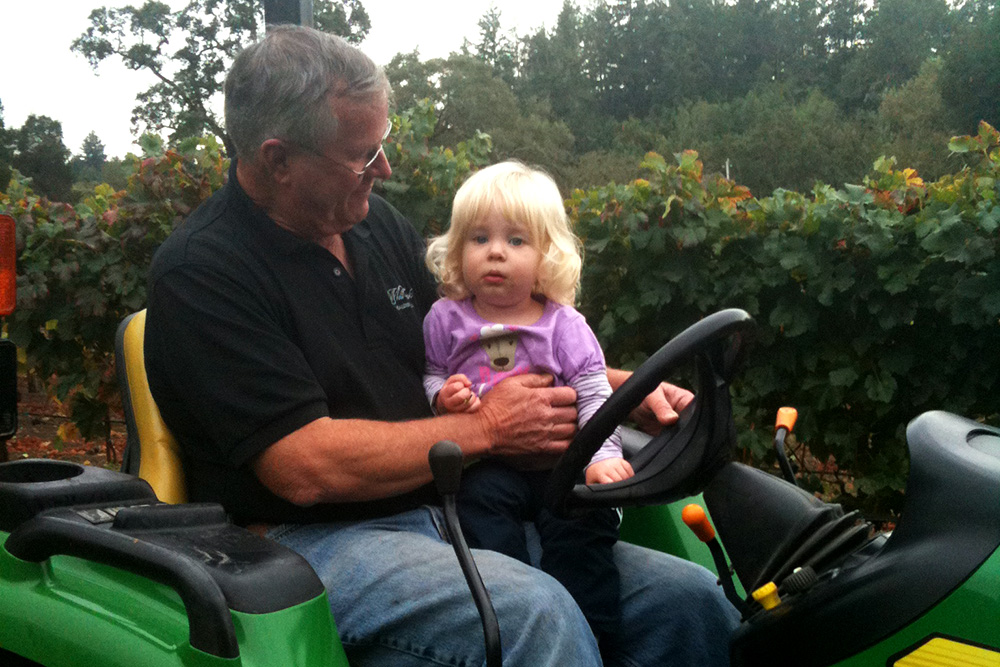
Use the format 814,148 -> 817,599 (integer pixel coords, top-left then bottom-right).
115,309 -> 188,504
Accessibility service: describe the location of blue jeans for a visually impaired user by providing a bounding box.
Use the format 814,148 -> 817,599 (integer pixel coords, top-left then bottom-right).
457,461 -> 622,637
271,506 -> 738,666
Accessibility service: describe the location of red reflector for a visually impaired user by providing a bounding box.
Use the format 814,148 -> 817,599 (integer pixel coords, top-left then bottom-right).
0,214 -> 15,316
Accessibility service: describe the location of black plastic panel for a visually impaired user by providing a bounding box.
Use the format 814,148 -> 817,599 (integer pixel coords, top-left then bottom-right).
2,460 -> 326,657
0,459 -> 156,532
727,412 -> 1000,667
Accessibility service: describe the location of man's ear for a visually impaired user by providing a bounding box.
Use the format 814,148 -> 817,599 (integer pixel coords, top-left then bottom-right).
259,139 -> 294,182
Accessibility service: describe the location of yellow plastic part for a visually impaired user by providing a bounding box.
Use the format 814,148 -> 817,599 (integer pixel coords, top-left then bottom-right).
775,406 -> 798,433
119,310 -> 188,504
751,582 -> 781,610
681,504 -> 716,543
894,636 -> 1000,666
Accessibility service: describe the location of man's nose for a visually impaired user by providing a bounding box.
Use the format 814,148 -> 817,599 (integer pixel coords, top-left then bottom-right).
370,148 -> 391,180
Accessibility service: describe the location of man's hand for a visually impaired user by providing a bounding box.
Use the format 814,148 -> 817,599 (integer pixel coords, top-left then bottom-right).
631,381 -> 694,434
477,374 -> 578,465
436,374 -> 481,414
585,457 -> 635,485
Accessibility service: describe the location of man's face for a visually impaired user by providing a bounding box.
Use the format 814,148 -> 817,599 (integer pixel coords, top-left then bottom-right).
281,93 -> 392,241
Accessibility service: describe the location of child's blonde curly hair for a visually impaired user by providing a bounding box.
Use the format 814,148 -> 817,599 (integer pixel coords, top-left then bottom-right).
426,161 -> 582,306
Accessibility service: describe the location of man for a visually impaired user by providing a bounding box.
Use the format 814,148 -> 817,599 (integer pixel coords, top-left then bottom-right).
145,24 -> 738,666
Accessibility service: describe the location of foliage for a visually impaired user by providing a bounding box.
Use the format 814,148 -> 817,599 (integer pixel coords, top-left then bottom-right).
385,0 -> 998,192
570,124 -> 1000,519
10,115 -> 74,203
71,132 -> 109,185
474,5 -> 518,86
0,100 -> 13,189
384,55 -> 574,186
378,100 -> 493,236
658,86 -> 877,195
1,135 -> 228,448
940,1 -> 1000,132
79,132 -> 107,172
836,0 -> 953,109
876,58 -> 958,181
71,0 -> 371,151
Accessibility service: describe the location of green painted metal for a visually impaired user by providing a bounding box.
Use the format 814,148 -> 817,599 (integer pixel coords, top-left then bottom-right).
832,547 -> 1000,666
232,593 -> 348,667
3,496 -> 997,667
0,530 -> 348,667
621,497 -> 746,596
621,498 -> 715,572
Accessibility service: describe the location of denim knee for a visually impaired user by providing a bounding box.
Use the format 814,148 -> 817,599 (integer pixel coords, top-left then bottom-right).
476,548 -> 602,666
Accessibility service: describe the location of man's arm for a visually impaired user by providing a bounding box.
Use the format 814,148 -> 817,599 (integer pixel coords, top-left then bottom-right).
254,374 -> 577,506
606,367 -> 695,434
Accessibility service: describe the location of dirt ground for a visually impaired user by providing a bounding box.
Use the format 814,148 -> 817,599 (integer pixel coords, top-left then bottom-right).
1,379 -> 126,468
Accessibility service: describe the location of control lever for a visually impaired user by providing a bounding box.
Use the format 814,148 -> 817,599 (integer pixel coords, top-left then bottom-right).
773,407 -> 799,486
682,504 -> 747,616
428,441 -> 502,667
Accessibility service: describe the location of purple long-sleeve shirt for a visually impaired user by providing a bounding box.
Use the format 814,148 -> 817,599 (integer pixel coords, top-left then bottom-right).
423,298 -> 622,466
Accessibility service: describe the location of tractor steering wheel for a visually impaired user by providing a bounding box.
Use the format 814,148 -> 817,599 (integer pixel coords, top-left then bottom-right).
544,308 -> 756,516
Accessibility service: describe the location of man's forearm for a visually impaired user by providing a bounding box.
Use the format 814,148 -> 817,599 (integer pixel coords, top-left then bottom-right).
254,412 -> 494,506
253,374 -> 579,508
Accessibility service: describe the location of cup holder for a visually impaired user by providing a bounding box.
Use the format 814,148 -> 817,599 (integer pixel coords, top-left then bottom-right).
0,459 -> 85,484
0,458 -> 156,533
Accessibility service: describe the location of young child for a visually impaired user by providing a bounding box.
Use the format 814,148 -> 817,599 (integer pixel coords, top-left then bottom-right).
423,160 -> 633,638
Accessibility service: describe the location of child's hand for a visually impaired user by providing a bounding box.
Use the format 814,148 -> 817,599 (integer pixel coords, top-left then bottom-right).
436,374 -> 481,414
585,457 -> 635,485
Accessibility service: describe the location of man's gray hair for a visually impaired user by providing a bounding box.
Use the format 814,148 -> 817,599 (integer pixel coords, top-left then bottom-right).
224,24 -> 390,160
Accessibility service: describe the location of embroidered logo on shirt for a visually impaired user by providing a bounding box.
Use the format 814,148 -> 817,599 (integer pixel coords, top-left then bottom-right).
387,285 -> 415,310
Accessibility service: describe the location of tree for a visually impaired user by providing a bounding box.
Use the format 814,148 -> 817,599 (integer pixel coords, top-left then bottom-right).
519,2 -> 605,151
314,0 -> 370,39
661,85 -> 876,194
71,132 -> 109,185
80,132 -> 107,171
877,58 -> 957,179
818,0 -> 869,94
837,0 -> 952,109
12,115 -> 74,202
387,55 -> 574,179
383,50 -> 444,110
474,5 -> 518,85
940,1 -> 1000,132
0,100 -> 13,188
72,0 -> 371,153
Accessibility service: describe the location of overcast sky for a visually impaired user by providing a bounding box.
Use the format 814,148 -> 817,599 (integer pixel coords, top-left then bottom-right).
0,0 -> 567,159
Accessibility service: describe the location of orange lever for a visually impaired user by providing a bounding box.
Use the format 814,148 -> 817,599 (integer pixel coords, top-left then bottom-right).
775,406 -> 798,433
681,504 -> 715,543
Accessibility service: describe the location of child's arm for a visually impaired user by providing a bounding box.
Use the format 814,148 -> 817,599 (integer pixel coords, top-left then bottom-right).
570,371 -> 634,484
555,306 -> 634,484
436,374 -> 482,414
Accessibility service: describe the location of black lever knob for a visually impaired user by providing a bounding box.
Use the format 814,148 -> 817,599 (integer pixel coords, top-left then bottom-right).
429,440 -> 463,496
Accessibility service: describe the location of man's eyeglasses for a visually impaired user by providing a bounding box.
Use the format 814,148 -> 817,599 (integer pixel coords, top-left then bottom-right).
289,120 -> 392,178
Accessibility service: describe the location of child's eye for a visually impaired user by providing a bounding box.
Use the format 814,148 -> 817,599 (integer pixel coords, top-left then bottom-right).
509,237 -> 524,247
471,234 -> 488,244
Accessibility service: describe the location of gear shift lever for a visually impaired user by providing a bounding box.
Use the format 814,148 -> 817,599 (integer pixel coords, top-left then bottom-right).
428,440 -> 502,667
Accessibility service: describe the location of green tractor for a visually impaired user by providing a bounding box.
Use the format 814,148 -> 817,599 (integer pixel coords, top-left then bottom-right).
1,210 -> 998,664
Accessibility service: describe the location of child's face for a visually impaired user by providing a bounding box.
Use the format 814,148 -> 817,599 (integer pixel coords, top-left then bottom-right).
461,209 -> 542,312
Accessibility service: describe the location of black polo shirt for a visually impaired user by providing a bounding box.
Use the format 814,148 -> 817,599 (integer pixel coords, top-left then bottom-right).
145,162 -> 440,524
